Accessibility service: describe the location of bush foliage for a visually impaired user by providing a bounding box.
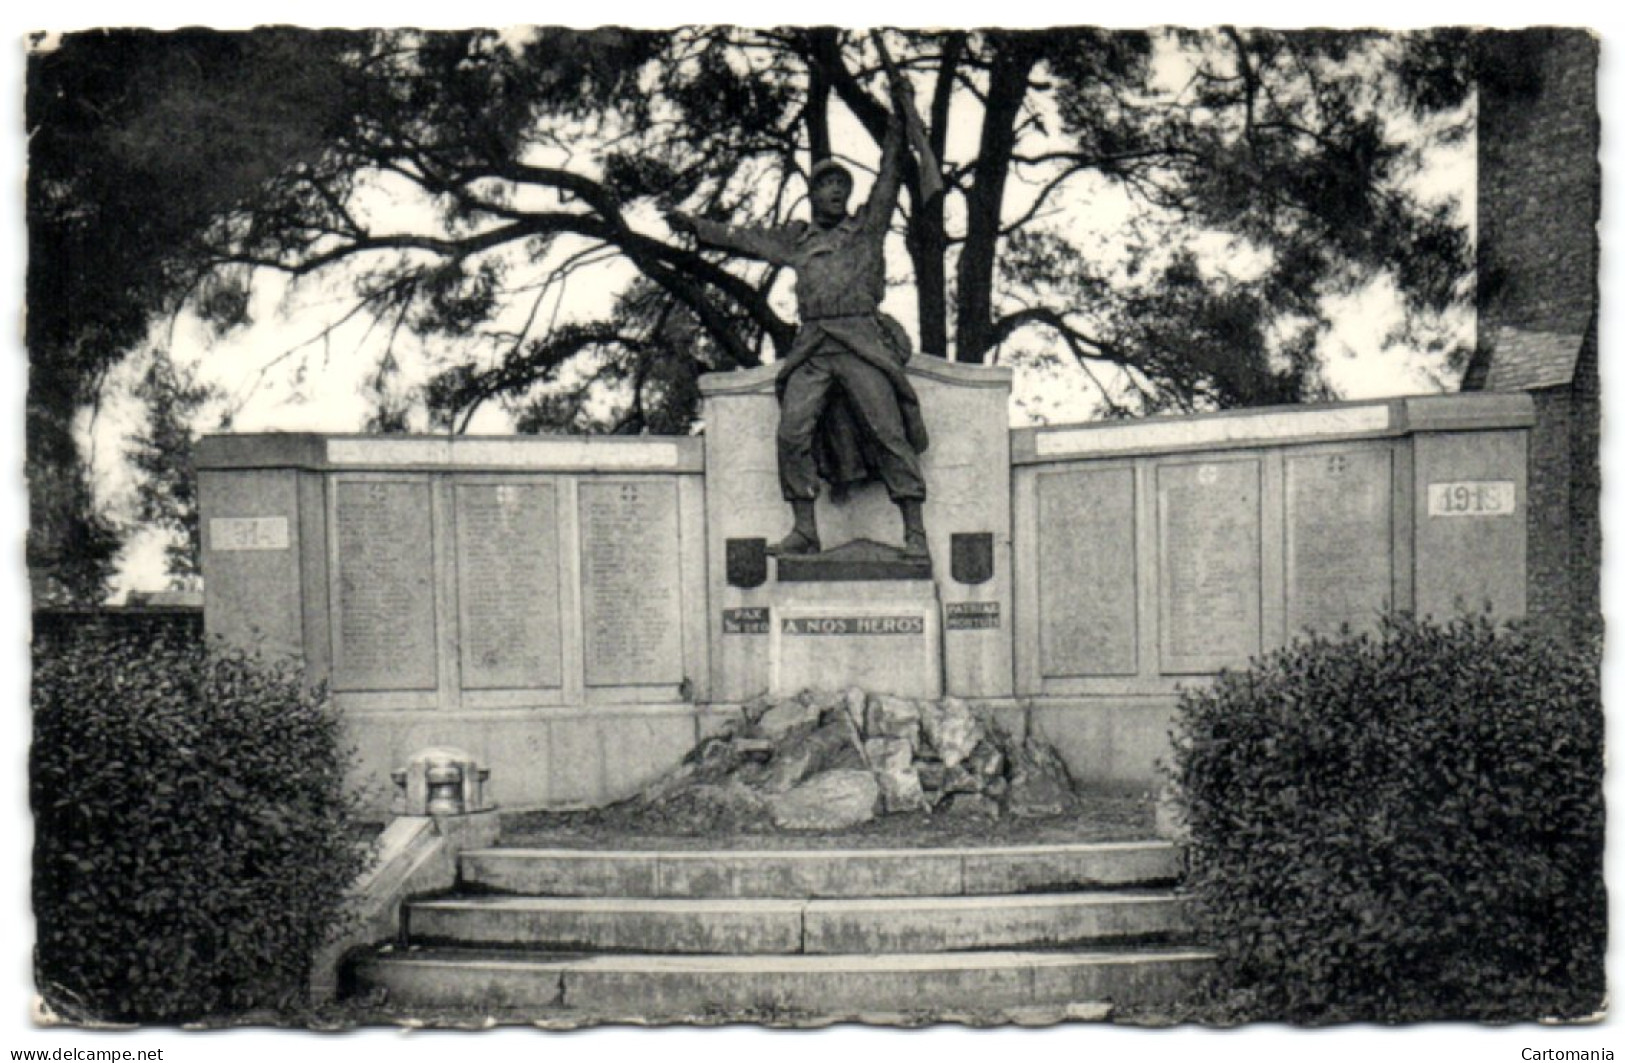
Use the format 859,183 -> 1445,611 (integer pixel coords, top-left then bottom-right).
1169,614 -> 1604,1023
31,626 -> 368,1023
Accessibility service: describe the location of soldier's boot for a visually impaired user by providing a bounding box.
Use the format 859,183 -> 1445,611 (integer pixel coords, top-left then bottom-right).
768,500 -> 821,556
899,499 -> 929,560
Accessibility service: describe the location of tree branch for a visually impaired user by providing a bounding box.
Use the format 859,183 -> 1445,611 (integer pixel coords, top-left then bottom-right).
991,305 -> 1134,368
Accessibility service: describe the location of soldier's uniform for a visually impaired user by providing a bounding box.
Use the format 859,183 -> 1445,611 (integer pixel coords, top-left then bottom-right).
690,117 -> 928,505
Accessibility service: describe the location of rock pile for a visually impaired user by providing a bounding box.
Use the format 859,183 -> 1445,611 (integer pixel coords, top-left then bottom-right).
619,689 -> 1079,833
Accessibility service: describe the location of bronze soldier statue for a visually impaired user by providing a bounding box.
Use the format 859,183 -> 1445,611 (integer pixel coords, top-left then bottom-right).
668,78 -> 940,560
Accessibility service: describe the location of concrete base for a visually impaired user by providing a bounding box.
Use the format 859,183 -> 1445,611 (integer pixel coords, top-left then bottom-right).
344,705 -> 735,815
775,537 -> 932,582
1028,696 -> 1183,790
341,694 -> 1181,817
770,580 -> 942,699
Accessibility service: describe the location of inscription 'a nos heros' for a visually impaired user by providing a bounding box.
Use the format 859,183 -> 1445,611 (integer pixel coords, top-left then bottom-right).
783,615 -> 925,636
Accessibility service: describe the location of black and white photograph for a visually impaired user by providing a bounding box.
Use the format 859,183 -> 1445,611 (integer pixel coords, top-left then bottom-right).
7,3 -> 1616,1060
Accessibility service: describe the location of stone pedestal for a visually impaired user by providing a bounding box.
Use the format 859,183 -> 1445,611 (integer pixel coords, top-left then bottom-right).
770,579 -> 942,700
700,359 -> 1015,702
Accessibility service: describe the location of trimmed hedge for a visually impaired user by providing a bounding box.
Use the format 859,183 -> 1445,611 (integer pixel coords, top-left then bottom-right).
31,627 -> 368,1023
1169,615 -> 1604,1023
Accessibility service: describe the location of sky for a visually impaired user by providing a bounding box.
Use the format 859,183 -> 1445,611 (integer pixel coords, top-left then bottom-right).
5,3 -> 1623,1063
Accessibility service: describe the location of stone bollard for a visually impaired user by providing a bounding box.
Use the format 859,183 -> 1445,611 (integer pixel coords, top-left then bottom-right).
390,746 -> 492,817
312,749 -> 499,1004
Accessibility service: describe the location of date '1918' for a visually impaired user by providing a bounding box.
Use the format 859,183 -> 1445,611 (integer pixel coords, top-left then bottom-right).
1427,481 -> 1516,517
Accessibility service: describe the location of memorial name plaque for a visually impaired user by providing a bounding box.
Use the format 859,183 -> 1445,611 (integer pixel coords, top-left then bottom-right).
580,481 -> 683,687
1038,467 -> 1137,677
946,601 -> 1000,630
782,615 -> 926,636
722,607 -> 770,634
1160,460 -> 1261,670
455,482 -> 562,689
1427,481 -> 1516,517
334,479 -> 437,691
772,597 -> 941,699
210,516 -> 290,551
1286,450 -> 1391,635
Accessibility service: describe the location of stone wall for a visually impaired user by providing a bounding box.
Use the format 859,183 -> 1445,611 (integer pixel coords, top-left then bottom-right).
199,391 -> 1535,805
1009,394 -> 1533,784
197,434 -> 712,814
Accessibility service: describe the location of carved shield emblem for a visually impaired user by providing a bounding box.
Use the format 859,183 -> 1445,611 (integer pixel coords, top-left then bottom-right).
726,537 -> 768,589
950,532 -> 994,586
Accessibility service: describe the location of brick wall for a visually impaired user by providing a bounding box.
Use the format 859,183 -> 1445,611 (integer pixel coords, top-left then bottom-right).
1524,389 -> 1573,628
1474,29 -> 1601,636
1567,320 -> 1601,631
1476,29 -> 1599,335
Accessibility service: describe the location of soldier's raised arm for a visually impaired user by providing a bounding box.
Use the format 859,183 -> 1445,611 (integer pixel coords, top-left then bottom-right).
859,108 -> 907,234
666,209 -> 799,265
871,34 -> 944,209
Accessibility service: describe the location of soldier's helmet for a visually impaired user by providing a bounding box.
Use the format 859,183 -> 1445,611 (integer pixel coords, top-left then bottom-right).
809,158 -> 854,190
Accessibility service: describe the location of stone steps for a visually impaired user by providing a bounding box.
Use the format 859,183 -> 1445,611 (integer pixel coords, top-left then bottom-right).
352,945 -> 1214,1016
405,891 -> 1188,954
349,840 -> 1212,1022
459,840 -> 1182,898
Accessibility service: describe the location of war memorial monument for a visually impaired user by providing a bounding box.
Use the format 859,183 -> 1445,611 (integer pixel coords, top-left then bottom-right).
179,30 -> 1596,1022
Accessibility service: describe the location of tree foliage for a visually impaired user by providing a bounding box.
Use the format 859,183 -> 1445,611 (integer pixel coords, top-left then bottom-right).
189,26 -> 1474,432
32,626 -> 368,1022
127,353 -> 217,586
1170,616 -> 1604,1022
25,28 -> 362,600
27,27 -> 1478,588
